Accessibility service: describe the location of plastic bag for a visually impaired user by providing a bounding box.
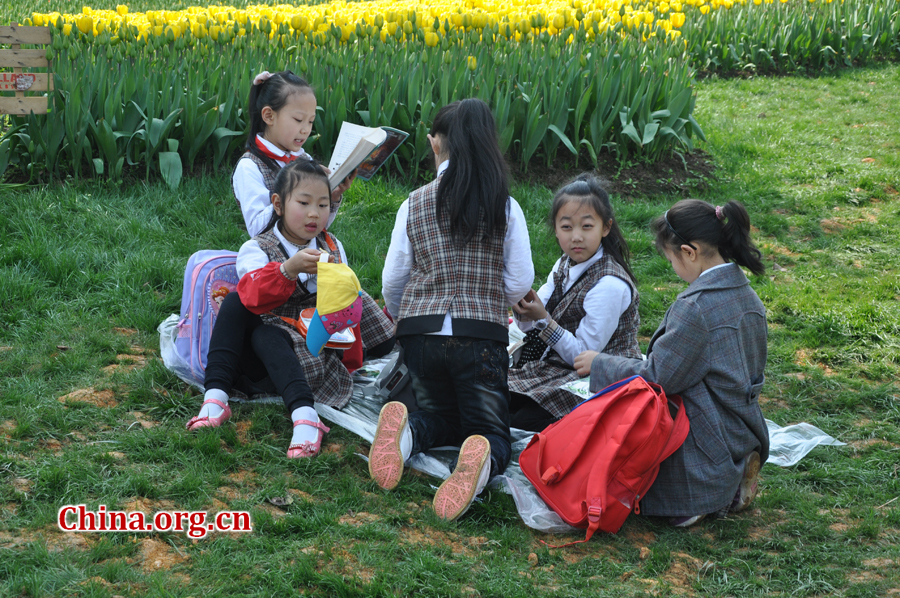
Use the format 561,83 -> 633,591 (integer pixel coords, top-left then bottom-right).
765,419 -> 845,467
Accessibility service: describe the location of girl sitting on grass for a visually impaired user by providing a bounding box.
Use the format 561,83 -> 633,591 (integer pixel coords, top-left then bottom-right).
187,160 -> 360,459
369,99 -> 535,521
233,68 -> 393,363
574,199 -> 769,527
509,175 -> 640,432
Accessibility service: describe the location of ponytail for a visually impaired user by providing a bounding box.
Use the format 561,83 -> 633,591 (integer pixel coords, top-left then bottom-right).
247,70 -> 314,171
653,199 -> 765,275
549,174 -> 636,284
432,98 -> 510,245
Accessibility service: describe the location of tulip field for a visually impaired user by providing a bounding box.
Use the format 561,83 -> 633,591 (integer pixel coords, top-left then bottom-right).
1,0 -> 898,185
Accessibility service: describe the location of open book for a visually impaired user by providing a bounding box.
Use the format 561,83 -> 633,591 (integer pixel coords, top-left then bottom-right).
327,122 -> 409,190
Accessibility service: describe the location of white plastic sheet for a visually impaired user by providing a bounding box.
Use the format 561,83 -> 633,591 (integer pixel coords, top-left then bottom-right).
159,313 -> 845,533
764,419 -> 846,467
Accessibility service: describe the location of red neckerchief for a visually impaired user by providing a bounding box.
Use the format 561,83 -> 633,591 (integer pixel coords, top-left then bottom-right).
254,136 -> 299,163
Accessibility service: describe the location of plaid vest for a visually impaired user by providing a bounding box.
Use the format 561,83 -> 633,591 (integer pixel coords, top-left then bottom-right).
547,253 -> 641,363
233,152 -> 279,206
397,176 -> 509,343
250,227 -> 354,408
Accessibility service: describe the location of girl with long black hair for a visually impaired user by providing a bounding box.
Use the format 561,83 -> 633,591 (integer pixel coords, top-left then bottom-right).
371,99 -> 535,521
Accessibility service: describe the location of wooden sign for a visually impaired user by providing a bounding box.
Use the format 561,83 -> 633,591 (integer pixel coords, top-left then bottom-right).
0,24 -> 52,115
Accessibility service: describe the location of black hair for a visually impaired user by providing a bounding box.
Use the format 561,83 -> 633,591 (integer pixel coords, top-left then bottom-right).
261,158 -> 330,234
549,174 -> 636,284
247,70 -> 314,173
431,98 -> 510,245
652,199 -> 765,275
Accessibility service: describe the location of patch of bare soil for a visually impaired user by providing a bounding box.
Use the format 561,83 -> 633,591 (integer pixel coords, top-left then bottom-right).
235,420 -> 252,445
0,526 -> 94,552
113,327 -> 139,336
11,478 -> 32,494
400,527 -> 471,556
512,149 -> 717,199
135,538 -> 188,573
39,438 -> 65,452
0,420 -> 15,438
848,438 -> 899,452
58,387 -> 118,408
848,570 -> 883,583
121,497 -> 177,513
792,349 -> 836,376
127,411 -> 159,429
658,552 -> 703,594
102,352 -> 149,374
623,528 -> 657,547
759,395 -> 789,411
339,511 -> 380,527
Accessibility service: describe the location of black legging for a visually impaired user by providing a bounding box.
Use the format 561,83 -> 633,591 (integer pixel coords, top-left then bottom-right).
204,292 -> 314,413
509,391 -> 558,433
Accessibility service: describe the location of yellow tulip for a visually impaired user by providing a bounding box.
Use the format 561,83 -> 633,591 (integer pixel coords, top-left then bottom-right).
699,5 -> 711,13
76,15 -> 93,35
62,23 -> 72,36
467,55 -> 477,70
117,5 -> 128,16
425,31 -> 439,46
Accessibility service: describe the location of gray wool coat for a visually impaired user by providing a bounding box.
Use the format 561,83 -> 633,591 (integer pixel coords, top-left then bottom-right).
589,263 -> 769,517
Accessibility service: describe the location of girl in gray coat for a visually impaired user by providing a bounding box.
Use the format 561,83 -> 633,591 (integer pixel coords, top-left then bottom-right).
574,199 -> 768,527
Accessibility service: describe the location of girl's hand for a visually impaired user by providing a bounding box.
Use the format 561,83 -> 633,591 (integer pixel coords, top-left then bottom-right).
513,289 -> 549,321
283,248 -> 332,277
331,169 -> 356,202
574,351 -> 599,377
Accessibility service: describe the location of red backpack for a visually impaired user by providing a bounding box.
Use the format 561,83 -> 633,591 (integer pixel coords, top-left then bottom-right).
519,375 -> 689,545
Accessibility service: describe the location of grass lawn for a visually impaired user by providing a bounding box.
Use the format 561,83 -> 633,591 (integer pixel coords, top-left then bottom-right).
2,63 -> 900,597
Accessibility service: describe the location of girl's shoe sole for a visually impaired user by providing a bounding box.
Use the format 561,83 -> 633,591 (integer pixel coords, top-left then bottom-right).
368,402 -> 408,490
433,435 -> 490,521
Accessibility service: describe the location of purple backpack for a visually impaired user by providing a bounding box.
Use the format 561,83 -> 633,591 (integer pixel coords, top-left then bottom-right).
174,250 -> 240,385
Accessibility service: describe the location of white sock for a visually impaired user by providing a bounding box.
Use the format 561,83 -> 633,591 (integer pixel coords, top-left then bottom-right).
400,424 -> 413,462
290,406 -> 321,446
199,389 -> 228,419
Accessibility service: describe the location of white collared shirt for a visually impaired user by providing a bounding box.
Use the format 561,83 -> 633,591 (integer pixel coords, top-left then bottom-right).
236,223 -> 348,294
517,247 -> 633,366
232,135 -> 320,237
698,262 -> 731,278
381,160 -> 535,335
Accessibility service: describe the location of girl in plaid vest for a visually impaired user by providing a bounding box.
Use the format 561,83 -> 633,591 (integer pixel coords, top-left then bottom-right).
370,99 -> 535,521
188,160 -> 363,459
234,69 -> 394,362
575,199 -> 769,527
509,175 -> 641,432
233,69 -> 353,238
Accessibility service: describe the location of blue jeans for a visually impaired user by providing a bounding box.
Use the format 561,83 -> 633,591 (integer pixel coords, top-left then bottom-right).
401,335 -> 511,477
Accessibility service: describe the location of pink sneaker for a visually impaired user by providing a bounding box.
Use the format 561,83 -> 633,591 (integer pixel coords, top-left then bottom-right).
287,419 -> 331,459
368,402 -> 409,490
186,398 -> 231,431
433,435 -> 491,521
731,451 -> 761,513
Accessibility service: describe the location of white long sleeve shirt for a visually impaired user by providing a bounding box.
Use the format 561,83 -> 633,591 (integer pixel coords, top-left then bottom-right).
381,160 -> 535,335
232,135 -> 343,237
516,248 -> 632,366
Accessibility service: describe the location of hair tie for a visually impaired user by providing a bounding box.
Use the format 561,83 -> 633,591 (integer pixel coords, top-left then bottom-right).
252,71 -> 273,86
715,205 -> 726,221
